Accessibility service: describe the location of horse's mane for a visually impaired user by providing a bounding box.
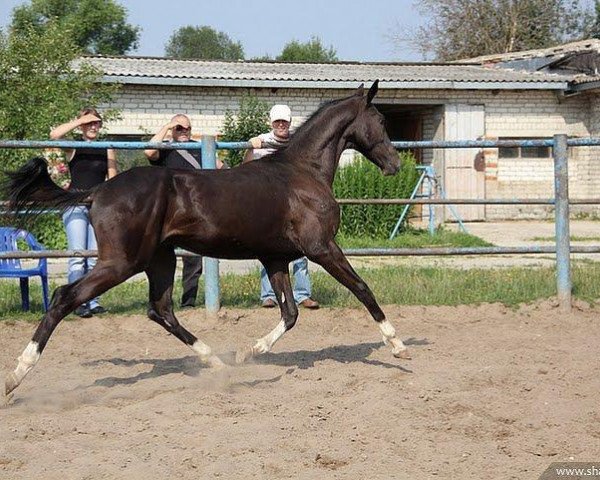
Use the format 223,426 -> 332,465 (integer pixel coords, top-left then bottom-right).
288,95 -> 354,146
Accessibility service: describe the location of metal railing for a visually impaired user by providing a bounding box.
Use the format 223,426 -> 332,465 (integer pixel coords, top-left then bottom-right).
0,134 -> 594,313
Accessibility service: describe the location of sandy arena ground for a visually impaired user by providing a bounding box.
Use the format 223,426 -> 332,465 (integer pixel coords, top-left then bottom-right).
0,301 -> 599,479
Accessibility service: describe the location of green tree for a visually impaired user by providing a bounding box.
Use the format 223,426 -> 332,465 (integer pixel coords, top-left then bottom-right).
10,0 -> 139,55
394,0 -> 592,61
0,23 -> 119,171
220,96 -> 270,168
164,26 -> 244,60
277,36 -> 338,62
588,0 -> 600,39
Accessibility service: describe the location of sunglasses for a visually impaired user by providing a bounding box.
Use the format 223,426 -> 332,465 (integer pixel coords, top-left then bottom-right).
174,125 -> 191,133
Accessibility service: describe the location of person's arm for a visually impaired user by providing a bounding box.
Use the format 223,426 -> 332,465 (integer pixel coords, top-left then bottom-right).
144,120 -> 180,162
107,149 -> 117,178
242,137 -> 262,164
50,113 -> 100,140
50,113 -> 101,161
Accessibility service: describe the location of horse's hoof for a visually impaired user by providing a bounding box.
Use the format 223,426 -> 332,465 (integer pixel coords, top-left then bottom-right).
393,348 -> 412,360
235,346 -> 254,365
1,389 -> 14,407
5,373 -> 18,397
206,355 -> 226,369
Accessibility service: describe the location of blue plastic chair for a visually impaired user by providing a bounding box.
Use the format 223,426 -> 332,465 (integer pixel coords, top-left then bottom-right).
0,227 -> 50,312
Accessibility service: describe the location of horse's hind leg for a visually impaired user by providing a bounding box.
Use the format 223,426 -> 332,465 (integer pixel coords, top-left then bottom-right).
310,241 -> 410,359
145,246 -> 224,368
236,259 -> 297,364
5,260 -> 136,397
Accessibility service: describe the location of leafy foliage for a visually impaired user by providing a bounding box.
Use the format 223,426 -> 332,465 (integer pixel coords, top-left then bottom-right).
220,95 -> 270,167
277,36 -> 338,62
333,153 -> 420,238
396,0 -> 593,61
0,23 -> 119,173
10,0 -> 140,55
164,25 -> 244,60
588,0 -> 600,39
28,214 -> 67,249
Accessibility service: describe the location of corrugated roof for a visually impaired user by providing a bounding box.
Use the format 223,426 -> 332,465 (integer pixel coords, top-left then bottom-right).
462,39 -> 600,65
76,55 -> 573,90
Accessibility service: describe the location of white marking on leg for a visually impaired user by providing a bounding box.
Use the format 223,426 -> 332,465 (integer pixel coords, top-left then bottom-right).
190,340 -> 224,368
8,341 -> 40,392
190,340 -> 212,359
378,320 -> 408,356
253,320 -> 286,355
379,319 -> 396,341
281,292 -> 286,304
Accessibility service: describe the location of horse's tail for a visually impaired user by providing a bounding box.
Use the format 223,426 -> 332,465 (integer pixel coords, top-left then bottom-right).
2,157 -> 93,225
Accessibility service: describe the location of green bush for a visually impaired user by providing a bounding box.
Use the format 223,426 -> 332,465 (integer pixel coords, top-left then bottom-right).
29,214 -> 67,250
220,95 -> 270,167
333,152 -> 419,238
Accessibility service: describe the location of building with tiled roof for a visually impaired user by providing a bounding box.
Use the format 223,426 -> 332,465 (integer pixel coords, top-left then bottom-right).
84,42 -> 600,221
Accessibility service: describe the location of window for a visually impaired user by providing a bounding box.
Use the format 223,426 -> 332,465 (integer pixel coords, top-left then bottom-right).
498,137 -> 551,159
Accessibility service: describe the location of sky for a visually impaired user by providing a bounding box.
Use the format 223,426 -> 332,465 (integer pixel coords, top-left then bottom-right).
0,0 -> 425,62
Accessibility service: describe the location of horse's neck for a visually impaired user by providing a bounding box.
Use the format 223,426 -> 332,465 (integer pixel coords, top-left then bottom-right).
288,100 -> 358,186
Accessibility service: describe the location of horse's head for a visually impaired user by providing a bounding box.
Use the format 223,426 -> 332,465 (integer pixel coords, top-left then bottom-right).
346,81 -> 400,176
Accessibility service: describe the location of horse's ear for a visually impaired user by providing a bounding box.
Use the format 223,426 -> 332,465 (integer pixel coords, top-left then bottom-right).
367,80 -> 379,104
356,83 -> 365,97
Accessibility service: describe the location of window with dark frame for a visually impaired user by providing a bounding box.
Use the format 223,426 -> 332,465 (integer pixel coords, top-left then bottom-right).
498,137 -> 551,159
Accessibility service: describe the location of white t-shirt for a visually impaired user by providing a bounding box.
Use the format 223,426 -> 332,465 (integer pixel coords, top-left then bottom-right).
251,131 -> 290,160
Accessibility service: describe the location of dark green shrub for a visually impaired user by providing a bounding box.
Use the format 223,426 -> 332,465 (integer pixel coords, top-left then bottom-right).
29,214 -> 67,250
220,95 -> 270,167
333,152 -> 419,238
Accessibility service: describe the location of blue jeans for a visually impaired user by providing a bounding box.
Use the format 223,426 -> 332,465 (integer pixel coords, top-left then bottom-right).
62,205 -> 100,309
260,257 -> 312,304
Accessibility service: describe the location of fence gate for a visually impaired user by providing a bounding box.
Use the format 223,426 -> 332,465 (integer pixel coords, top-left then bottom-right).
444,104 -> 485,221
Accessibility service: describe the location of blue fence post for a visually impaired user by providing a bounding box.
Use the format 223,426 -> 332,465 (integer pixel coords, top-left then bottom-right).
553,134 -> 572,312
201,135 -> 220,317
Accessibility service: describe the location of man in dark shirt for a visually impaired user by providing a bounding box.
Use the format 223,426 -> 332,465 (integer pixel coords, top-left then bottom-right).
144,114 -> 224,308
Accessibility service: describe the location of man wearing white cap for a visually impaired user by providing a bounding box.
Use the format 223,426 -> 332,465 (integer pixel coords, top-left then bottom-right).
244,104 -> 320,309
244,104 -> 294,161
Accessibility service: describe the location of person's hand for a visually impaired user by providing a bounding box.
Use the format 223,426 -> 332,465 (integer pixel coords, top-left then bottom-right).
249,137 -> 262,149
78,113 -> 101,125
166,120 -> 184,130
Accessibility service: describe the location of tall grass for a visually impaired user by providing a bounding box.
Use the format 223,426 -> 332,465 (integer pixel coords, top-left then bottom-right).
336,228 -> 491,249
2,262 -> 600,321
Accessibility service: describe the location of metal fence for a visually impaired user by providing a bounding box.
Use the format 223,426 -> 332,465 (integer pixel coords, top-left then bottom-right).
0,134 -> 595,313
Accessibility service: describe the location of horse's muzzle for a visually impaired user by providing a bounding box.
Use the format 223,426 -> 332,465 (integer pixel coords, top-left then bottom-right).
382,162 -> 401,176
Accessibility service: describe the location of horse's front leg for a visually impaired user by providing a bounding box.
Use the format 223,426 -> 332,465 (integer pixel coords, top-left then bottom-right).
236,259 -> 298,364
310,240 -> 410,360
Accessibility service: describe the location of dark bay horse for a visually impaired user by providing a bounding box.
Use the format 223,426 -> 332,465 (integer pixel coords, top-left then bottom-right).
3,80 -> 410,399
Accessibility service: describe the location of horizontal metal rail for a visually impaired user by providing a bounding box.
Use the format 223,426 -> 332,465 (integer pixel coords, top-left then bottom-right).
0,249 -> 201,259
3,138 -> 600,150
336,198 -> 600,205
3,245 -> 600,260
0,140 -> 210,150
2,199 -> 600,211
